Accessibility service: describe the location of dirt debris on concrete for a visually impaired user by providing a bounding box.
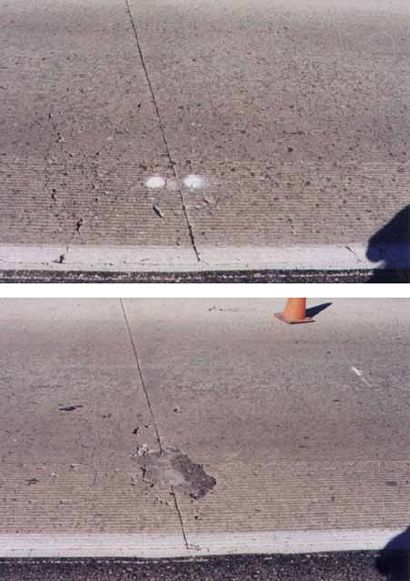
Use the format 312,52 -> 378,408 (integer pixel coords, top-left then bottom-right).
153,204 -> 164,218
58,404 -> 84,412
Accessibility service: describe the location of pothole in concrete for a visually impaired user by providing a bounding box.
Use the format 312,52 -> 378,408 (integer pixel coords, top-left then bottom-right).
137,447 -> 216,500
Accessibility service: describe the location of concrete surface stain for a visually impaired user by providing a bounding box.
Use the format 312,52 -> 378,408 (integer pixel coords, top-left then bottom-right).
166,178 -> 178,191
137,447 -> 216,499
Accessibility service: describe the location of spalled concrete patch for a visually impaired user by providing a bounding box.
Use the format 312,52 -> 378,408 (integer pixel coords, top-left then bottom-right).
137,447 -> 216,500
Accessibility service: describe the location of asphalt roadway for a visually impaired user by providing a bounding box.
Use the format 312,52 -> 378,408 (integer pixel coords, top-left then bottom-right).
0,267 -> 408,283
0,550 -> 407,581
1,0 -> 409,280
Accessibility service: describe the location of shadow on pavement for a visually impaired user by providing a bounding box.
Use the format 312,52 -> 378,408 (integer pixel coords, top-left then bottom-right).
376,527 -> 410,580
306,302 -> 332,318
366,205 -> 410,283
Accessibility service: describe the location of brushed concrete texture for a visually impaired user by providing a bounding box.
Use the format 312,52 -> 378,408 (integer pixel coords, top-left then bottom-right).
124,299 -> 410,463
123,299 -> 410,534
129,0 -> 410,247
178,460 -> 410,536
1,299 -> 409,540
0,0 -> 190,247
1,0 -> 409,256
130,0 -> 410,162
182,162 -> 410,248
0,299 -> 181,534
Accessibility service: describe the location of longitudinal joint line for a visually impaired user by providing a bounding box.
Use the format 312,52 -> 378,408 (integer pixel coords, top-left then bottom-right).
124,0 -> 200,261
120,299 -> 163,452
120,299 -> 190,549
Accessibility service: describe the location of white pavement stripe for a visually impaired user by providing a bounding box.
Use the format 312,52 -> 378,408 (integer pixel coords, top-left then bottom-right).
0,244 -> 408,272
351,366 -> 372,387
0,529 -> 402,558
186,529 -> 402,556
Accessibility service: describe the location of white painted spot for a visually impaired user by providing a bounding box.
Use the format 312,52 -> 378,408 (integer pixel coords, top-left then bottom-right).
351,367 -> 372,387
183,174 -> 204,189
146,176 -> 166,189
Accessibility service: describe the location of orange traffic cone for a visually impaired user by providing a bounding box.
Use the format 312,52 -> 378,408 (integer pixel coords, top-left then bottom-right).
274,298 -> 314,324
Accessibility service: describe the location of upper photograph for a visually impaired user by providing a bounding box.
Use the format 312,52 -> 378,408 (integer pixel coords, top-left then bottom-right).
0,0 -> 409,283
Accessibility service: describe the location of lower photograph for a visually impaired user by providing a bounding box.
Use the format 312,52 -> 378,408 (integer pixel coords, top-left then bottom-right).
0,298 -> 409,581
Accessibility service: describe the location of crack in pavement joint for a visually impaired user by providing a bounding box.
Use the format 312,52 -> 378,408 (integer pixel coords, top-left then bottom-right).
124,0 -> 200,262
170,485 -> 190,549
119,299 -> 163,452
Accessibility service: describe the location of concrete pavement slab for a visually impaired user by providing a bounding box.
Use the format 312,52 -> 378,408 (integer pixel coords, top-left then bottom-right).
123,299 -> 410,545
124,299 -> 410,463
0,300 -> 182,537
181,162 -> 410,250
1,299 -> 409,557
0,0 -> 192,248
129,0 -> 410,252
1,0 -> 409,275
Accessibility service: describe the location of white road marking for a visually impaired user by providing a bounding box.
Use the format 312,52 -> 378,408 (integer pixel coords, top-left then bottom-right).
145,176 -> 166,188
183,174 -> 204,189
0,528 -> 402,558
0,243 -> 407,273
351,367 -> 372,388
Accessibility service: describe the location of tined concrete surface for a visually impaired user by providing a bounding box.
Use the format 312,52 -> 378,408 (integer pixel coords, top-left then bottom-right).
0,0 -> 191,249
0,299 -> 409,557
128,0 -> 410,251
0,300 -> 182,537
0,0 -> 409,267
123,299 -> 410,544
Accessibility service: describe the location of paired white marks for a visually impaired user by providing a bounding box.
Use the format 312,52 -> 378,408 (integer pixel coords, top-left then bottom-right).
351,367 -> 372,387
145,175 -> 205,190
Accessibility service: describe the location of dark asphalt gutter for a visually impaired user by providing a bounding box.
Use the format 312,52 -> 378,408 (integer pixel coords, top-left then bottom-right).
0,551 -> 397,580
0,268 -> 408,283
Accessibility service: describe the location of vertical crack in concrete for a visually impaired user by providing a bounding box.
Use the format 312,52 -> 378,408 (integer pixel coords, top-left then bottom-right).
120,299 -> 191,549
170,486 -> 190,549
124,0 -> 200,262
119,299 -> 163,452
